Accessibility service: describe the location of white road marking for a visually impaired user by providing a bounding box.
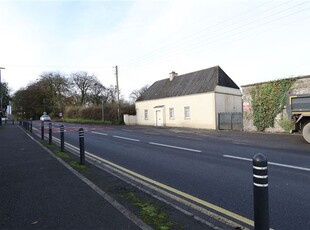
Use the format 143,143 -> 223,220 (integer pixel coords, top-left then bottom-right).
268,161 -> 310,172
177,135 -> 202,140
122,129 -> 134,132
92,131 -> 108,136
144,132 -> 160,135
113,135 -> 140,142
149,142 -> 202,153
223,155 -> 310,172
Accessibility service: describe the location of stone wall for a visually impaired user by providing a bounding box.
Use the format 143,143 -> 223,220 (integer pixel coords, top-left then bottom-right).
241,75 -> 310,132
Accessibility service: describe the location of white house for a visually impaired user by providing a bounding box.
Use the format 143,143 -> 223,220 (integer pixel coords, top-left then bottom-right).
134,66 -> 242,129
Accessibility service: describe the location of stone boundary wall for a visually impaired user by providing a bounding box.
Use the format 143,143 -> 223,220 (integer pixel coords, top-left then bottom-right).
241,75 -> 310,132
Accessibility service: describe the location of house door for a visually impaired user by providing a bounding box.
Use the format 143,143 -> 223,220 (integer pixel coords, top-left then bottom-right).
156,110 -> 163,126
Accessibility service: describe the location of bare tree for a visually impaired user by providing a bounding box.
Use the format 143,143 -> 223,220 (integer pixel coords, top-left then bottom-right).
89,82 -> 106,105
70,71 -> 99,106
130,85 -> 149,102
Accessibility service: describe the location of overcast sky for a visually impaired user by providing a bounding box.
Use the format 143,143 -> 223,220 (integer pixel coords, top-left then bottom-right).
0,0 -> 309,100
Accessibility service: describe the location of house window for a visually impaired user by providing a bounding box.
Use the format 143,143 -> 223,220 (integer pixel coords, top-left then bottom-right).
169,108 -> 174,119
144,109 -> 148,120
184,106 -> 190,119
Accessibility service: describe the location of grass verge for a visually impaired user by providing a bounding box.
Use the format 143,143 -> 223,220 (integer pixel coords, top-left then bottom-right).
40,140 -> 87,171
123,192 -> 181,230
69,160 -> 87,171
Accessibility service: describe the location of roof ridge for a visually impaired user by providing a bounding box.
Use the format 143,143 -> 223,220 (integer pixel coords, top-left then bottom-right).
136,66 -> 239,102
171,65 -> 220,79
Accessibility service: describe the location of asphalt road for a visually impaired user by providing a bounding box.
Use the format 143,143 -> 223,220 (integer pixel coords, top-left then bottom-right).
34,121 -> 310,229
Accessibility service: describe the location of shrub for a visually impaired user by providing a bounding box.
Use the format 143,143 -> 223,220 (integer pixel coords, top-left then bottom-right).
65,106 -> 80,119
250,78 -> 295,131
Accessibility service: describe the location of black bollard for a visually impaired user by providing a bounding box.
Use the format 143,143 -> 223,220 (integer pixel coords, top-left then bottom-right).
60,125 -> 64,152
30,119 -> 32,133
41,121 -> 44,140
48,122 -> 52,145
253,153 -> 269,230
79,128 -> 85,165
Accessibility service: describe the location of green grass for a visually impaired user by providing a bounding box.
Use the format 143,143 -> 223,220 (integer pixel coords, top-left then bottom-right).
40,140 -> 86,171
124,192 -> 178,230
63,118 -> 112,125
279,117 -> 295,132
69,161 -> 88,171
55,151 -> 70,159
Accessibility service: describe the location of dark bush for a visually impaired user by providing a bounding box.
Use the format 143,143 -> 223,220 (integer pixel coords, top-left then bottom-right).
65,106 -> 80,119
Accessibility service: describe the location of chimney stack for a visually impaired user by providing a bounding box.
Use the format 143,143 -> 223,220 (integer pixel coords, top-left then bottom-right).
169,71 -> 178,81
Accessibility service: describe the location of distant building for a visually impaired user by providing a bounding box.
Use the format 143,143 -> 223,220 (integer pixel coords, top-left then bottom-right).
133,66 -> 242,129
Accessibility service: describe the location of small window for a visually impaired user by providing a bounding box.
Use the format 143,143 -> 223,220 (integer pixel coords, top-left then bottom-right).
144,109 -> 148,120
169,108 -> 174,119
184,106 -> 190,119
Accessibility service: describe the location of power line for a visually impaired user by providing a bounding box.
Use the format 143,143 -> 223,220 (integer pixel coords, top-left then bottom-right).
123,0 -> 295,66
123,0 -> 278,66
122,1 -> 310,70
3,64 -> 112,70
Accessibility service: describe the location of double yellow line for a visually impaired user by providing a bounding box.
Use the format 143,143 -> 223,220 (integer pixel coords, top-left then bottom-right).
84,150 -> 254,229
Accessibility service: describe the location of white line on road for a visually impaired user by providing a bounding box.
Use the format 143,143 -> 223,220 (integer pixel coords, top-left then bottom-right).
223,155 -> 310,172
144,132 -> 160,135
113,135 -> 140,142
149,142 -> 202,153
92,131 -> 108,136
122,129 -> 134,132
177,135 -> 202,140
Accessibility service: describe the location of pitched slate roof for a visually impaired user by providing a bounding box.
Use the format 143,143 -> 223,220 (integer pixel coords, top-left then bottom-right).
136,66 -> 239,101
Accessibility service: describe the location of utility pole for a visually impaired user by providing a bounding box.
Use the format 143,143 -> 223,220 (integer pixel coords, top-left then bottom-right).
0,67 -> 5,126
114,65 -> 120,121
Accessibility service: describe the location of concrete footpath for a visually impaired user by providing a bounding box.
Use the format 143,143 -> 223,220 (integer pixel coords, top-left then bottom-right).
0,125 -> 144,229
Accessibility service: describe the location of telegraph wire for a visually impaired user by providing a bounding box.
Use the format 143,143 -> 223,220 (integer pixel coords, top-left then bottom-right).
123,0 -> 277,65
3,64 -> 112,70
122,1 -> 310,70
123,0 -> 295,66
128,7 -> 310,71
121,15 -> 310,73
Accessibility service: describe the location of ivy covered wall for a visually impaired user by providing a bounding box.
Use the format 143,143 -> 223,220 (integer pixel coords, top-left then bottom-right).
242,76 -> 310,132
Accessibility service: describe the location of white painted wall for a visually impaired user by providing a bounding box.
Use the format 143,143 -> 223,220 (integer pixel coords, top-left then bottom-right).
136,92 -> 217,129
123,114 -> 137,125
215,86 -> 243,113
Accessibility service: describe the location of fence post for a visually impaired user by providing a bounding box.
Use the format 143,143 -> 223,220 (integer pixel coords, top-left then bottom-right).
253,153 -> 269,230
60,125 -> 64,152
41,121 -> 44,140
79,128 -> 85,165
